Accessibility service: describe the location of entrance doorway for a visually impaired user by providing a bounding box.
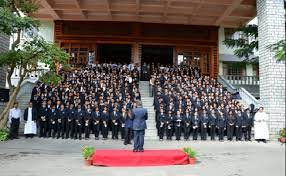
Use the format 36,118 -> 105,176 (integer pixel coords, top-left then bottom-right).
97,44 -> 131,64
141,45 -> 173,66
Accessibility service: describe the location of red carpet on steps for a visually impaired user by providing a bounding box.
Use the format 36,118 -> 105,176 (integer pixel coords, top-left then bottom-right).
92,149 -> 189,167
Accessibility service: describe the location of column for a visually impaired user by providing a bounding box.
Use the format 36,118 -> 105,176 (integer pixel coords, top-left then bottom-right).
132,43 -> 141,66
257,0 -> 285,135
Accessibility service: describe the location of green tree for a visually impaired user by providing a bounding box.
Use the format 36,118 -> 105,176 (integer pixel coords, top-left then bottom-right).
0,0 -> 69,129
223,24 -> 258,62
268,39 -> 286,61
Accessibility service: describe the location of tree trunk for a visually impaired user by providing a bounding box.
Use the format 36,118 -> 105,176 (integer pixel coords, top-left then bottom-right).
0,72 -> 25,129
7,67 -> 15,90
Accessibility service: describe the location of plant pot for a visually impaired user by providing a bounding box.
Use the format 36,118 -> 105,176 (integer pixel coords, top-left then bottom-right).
84,159 -> 93,166
279,137 -> 286,143
188,157 -> 196,165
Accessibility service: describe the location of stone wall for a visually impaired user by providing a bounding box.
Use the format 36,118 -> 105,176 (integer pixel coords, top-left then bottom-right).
257,0 -> 286,135
0,33 -> 10,112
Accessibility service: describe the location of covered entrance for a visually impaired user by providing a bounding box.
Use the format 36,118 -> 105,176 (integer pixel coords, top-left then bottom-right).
141,45 -> 173,66
97,44 -> 131,64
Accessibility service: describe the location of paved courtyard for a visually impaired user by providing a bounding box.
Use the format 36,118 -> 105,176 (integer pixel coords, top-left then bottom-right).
0,138 -> 284,176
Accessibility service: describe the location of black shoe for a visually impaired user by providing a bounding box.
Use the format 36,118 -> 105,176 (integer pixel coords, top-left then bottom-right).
133,149 -> 138,152
128,142 -> 132,145
124,143 -> 128,145
95,137 -> 99,140
139,150 -> 144,152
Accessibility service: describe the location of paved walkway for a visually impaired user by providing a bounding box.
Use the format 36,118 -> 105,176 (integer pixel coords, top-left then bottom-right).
0,138 -> 284,176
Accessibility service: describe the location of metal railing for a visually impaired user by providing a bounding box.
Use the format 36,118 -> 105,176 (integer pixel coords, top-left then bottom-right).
222,75 -> 260,85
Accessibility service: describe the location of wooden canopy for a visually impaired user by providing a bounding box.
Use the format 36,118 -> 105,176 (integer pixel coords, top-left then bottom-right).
34,0 -> 256,27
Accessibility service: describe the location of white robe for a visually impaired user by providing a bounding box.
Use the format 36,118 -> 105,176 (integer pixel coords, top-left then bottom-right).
254,111 -> 269,140
24,108 -> 37,134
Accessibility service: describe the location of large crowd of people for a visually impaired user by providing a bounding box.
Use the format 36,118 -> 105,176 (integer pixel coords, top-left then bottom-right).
150,65 -> 258,142
8,62 -> 269,143
9,63 -> 141,145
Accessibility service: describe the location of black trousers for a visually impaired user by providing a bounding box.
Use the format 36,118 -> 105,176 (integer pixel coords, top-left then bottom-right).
246,126 -> 252,140
218,127 -> 224,140
66,121 -> 74,139
120,125 -> 125,139
111,123 -> 119,139
39,120 -> 48,137
74,124 -> 82,140
175,125 -> 182,140
102,124 -> 108,139
201,126 -> 208,140
242,127 -> 248,140
9,118 -> 20,139
166,125 -> 173,140
227,125 -> 234,140
159,124 -> 165,139
84,124 -> 90,139
124,127 -> 132,144
193,127 -> 198,140
56,122 -> 65,139
236,126 -> 242,140
183,125 -> 191,140
210,125 -> 216,140
50,121 -> 57,138
93,123 -> 100,138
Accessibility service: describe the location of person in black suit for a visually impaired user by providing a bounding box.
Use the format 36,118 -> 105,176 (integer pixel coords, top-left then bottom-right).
158,108 -> 166,140
66,103 -> 75,139
200,109 -> 209,140
192,111 -> 200,140
122,108 -> 133,145
101,106 -> 110,140
244,108 -> 254,141
174,110 -> 183,141
183,108 -> 192,140
75,105 -> 85,140
227,111 -> 235,141
49,105 -> 58,138
84,105 -> 92,140
57,104 -> 66,139
235,110 -> 243,141
217,111 -> 226,141
111,107 -> 120,140
132,100 -> 148,152
92,106 -> 101,140
166,110 -> 174,140
209,109 -> 217,140
38,101 -> 49,138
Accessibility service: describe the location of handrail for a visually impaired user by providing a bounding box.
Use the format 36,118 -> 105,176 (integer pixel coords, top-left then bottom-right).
222,75 -> 260,85
239,87 -> 260,108
217,75 -> 237,93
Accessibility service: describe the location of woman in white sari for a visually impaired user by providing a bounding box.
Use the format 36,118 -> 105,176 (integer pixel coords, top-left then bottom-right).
254,106 -> 269,143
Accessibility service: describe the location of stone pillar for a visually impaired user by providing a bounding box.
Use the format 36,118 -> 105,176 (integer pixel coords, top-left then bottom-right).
257,0 -> 286,135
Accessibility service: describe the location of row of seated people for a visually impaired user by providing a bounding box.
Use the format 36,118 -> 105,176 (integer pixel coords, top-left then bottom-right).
151,65 -> 255,141
29,63 -> 141,144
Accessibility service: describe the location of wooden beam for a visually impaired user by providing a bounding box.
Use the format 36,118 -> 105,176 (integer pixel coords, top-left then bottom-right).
105,0 -> 112,18
188,0 -> 204,24
215,0 -> 244,25
163,0 -> 171,22
40,0 -> 61,20
74,0 -> 86,19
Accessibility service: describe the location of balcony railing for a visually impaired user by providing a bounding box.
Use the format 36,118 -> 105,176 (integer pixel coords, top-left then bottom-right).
222,75 -> 260,85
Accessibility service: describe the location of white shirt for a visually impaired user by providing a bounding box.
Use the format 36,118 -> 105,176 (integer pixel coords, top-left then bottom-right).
9,108 -> 22,123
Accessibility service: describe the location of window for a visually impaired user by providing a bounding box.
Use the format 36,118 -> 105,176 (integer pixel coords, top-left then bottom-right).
224,28 -> 236,40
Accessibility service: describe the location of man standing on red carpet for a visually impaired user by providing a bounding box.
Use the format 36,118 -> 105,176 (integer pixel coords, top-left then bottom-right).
132,100 -> 148,152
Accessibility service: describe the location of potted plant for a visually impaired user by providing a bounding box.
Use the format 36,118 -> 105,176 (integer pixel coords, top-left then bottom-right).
278,128 -> 286,143
82,146 -> 95,166
183,147 -> 197,165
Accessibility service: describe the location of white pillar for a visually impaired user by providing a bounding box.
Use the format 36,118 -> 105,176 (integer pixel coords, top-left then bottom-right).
257,0 -> 286,135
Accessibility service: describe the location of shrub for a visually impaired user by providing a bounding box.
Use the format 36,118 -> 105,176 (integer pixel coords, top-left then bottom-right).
82,146 -> 95,160
279,128 -> 286,138
183,147 -> 196,158
0,129 -> 9,141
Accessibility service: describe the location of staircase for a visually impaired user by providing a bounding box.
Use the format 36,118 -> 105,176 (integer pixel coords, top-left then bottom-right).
139,81 -> 158,140
16,81 -> 36,133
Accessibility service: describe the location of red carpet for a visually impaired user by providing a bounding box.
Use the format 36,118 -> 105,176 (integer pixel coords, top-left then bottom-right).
92,149 -> 189,167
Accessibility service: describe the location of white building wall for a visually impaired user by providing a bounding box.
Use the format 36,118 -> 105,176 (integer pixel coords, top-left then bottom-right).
38,20 -> 54,42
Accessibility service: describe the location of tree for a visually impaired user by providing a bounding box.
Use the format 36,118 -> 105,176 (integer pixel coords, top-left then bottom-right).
0,0 -> 69,129
268,40 -> 286,61
223,24 -> 258,62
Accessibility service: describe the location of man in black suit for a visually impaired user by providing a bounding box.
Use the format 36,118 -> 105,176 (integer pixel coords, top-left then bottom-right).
132,100 -> 148,152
